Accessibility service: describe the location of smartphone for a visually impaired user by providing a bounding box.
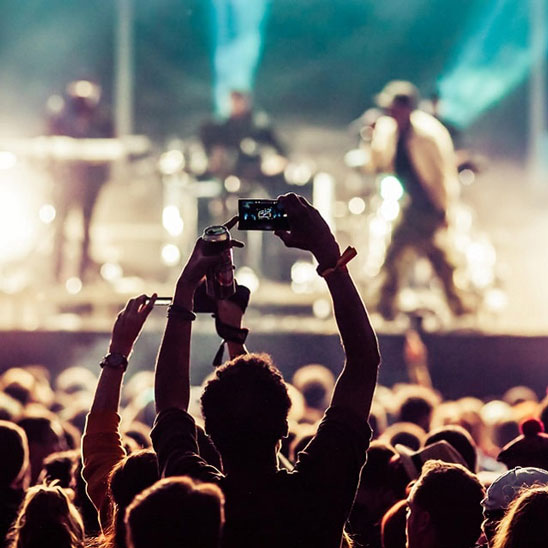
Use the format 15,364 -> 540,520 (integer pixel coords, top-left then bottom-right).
238,199 -> 290,231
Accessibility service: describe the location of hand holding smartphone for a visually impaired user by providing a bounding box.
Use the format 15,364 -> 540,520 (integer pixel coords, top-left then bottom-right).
238,199 -> 289,231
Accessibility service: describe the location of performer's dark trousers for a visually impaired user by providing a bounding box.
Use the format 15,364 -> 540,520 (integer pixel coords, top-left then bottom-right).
378,208 -> 463,316
53,163 -> 107,281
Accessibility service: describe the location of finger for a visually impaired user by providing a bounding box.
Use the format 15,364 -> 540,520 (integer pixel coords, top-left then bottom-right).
274,230 -> 292,247
143,293 -> 157,316
138,293 -> 154,313
230,239 -> 245,248
125,298 -> 137,314
224,216 -> 239,230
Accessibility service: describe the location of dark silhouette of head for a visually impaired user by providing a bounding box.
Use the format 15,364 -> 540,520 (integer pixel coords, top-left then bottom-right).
491,485 -> 548,548
18,414 -> 65,485
0,420 -> 29,490
201,353 -> 291,464
7,484 -> 85,548
125,476 -> 225,548
425,425 -> 477,472
406,460 -> 484,548
106,449 -> 159,548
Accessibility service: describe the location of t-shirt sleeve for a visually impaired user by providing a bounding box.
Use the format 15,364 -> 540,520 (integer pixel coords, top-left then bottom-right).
151,408 -> 222,483
294,406 -> 372,510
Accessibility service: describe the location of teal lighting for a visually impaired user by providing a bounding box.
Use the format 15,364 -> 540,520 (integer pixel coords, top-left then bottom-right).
438,0 -> 547,128
210,0 -> 271,117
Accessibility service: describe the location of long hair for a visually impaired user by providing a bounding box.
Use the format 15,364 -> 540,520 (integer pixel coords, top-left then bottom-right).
7,484 -> 84,548
102,449 -> 159,548
491,485 -> 548,548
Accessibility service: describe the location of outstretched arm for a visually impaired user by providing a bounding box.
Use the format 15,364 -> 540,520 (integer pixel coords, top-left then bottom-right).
83,293 -> 155,527
154,220 -> 243,414
276,194 -> 380,420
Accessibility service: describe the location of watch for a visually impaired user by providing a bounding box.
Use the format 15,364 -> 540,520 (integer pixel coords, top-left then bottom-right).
99,352 -> 128,371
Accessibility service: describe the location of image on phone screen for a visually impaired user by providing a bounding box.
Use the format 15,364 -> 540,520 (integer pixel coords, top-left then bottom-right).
238,199 -> 290,231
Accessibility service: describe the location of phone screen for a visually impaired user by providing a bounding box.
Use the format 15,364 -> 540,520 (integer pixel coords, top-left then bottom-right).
238,199 -> 290,231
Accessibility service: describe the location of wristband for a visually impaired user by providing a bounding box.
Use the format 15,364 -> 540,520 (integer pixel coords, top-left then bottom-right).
317,246 -> 357,278
100,352 -> 128,371
167,303 -> 197,322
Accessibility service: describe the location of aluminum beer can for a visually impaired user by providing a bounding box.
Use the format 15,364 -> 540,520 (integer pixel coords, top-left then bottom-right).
202,225 -> 236,300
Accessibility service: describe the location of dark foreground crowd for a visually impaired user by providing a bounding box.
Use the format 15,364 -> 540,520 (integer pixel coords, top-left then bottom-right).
1,194 -> 548,548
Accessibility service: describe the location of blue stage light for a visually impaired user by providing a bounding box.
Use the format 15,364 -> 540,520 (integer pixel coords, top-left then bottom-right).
438,0 -> 546,128
210,0 -> 271,117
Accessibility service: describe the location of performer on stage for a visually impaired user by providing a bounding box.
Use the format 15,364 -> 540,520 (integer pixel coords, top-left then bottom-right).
200,90 -> 285,183
47,79 -> 114,282
363,81 -> 467,320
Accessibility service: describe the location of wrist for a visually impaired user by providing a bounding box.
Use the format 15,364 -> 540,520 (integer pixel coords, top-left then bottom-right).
313,241 -> 341,271
108,342 -> 132,357
174,281 -> 196,309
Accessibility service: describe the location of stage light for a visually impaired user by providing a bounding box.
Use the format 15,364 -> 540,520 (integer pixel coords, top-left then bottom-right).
459,169 -> 476,186
65,277 -> 82,295
158,150 -> 184,175
162,206 -> 184,237
344,148 -> 369,169
100,262 -> 123,282
370,217 -> 390,237
380,175 -> 404,202
291,261 -> 316,285
379,200 -> 400,222
240,138 -> 258,155
0,152 -> 17,170
284,162 -> 313,186
313,298 -> 331,319
235,266 -> 259,293
224,175 -> 241,192
438,1 -> 532,127
210,0 -> 272,116
0,177 -> 39,263
348,197 -> 366,215
39,204 -> 56,224
161,244 -> 181,266
485,287 -> 508,312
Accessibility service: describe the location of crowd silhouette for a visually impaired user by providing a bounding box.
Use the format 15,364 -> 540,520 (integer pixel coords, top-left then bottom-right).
1,194 -> 547,548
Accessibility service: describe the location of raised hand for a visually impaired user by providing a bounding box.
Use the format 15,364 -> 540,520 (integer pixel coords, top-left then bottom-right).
178,217 -> 244,290
109,293 -> 157,357
274,193 -> 340,269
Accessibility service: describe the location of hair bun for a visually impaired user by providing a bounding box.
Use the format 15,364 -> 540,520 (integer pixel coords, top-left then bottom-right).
520,418 -> 544,436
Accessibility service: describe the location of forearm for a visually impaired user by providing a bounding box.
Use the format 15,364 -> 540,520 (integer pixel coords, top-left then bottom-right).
154,284 -> 194,413
90,368 -> 124,414
323,268 -> 380,416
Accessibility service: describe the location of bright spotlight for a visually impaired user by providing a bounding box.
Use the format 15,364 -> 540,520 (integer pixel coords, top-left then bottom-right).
65,277 -> 83,295
39,204 -> 56,224
379,200 -> 400,221
380,175 -> 404,201
348,197 -> 366,215
159,150 -> 185,175
291,261 -> 316,284
0,178 -> 38,262
0,152 -> 17,170
161,244 -> 181,266
235,266 -> 260,293
224,176 -> 241,193
459,168 -> 476,186
313,298 -> 331,319
162,206 -> 184,237
100,262 -> 123,282
284,162 -> 313,186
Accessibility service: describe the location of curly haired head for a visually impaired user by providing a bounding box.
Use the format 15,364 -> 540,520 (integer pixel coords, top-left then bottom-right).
201,353 -> 291,454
